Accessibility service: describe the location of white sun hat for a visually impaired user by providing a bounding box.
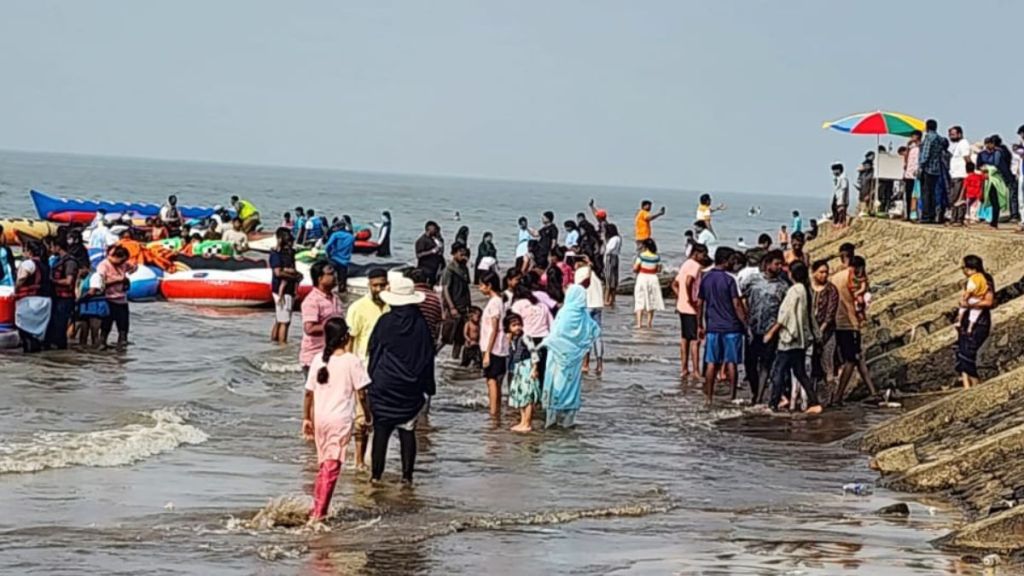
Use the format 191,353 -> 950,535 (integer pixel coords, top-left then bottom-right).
380,276 -> 426,306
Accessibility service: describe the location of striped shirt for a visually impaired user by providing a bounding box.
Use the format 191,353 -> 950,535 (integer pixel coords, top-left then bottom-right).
416,285 -> 443,342
634,250 -> 661,274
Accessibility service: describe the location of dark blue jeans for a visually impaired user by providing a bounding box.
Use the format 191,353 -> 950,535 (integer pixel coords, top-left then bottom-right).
769,348 -> 819,410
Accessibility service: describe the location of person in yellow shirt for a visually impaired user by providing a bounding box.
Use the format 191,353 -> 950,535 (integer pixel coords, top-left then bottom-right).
633,199 -> 665,251
230,195 -> 262,233
345,268 -> 390,471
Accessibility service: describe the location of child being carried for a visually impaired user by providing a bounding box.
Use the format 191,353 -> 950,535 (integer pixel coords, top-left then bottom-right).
958,270 -> 988,334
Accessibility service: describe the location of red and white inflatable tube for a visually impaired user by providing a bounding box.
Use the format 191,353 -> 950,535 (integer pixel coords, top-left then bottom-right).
0,286 -> 15,327
160,269 -> 273,307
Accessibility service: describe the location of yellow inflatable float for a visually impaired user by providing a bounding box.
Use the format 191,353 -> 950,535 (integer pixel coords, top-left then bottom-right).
0,219 -> 61,245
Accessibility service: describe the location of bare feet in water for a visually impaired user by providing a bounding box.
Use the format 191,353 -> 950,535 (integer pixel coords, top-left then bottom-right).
510,423 -> 533,433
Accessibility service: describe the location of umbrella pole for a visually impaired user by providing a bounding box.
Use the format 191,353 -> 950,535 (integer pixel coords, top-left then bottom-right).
874,134 -> 880,217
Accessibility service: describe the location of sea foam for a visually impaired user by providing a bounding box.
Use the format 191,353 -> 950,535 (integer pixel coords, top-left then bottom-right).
0,408 -> 208,474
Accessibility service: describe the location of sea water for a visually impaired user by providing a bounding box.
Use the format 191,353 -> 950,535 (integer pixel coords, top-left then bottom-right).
0,151 -> 966,575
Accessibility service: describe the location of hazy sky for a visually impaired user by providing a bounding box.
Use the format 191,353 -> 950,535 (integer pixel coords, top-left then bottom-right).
2,0 -> 1022,197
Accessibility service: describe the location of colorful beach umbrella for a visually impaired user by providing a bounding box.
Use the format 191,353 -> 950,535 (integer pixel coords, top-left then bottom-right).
821,110 -> 925,137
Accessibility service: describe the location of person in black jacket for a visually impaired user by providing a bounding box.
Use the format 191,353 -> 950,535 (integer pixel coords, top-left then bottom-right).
367,277 -> 436,484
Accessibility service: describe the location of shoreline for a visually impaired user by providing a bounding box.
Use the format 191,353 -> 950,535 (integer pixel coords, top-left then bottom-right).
809,216 -> 1024,562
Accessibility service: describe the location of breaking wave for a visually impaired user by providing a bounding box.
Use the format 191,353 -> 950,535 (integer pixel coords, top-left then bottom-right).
0,408 -> 208,474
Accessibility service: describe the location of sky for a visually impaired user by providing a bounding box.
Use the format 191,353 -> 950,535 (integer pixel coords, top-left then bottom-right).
2,0 -> 1023,197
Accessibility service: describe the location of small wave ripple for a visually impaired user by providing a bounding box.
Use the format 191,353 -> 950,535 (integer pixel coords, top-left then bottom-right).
0,408 -> 208,474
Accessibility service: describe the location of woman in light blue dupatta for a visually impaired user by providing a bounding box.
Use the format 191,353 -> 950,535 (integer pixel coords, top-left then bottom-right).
541,284 -> 601,428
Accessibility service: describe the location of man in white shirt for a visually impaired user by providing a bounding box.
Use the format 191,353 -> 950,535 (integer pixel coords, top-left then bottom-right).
159,195 -> 183,236
947,126 -> 971,224
574,257 -> 605,375
221,217 -> 249,254
694,220 -> 718,258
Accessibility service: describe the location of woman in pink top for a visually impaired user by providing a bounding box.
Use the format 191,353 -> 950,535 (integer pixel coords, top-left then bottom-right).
302,317 -> 371,521
96,245 -> 137,349
510,281 -> 553,388
477,271 -> 508,417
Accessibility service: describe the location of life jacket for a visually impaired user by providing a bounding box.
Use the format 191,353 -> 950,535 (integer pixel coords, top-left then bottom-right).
305,216 -> 325,242
50,254 -> 77,299
15,257 -> 42,298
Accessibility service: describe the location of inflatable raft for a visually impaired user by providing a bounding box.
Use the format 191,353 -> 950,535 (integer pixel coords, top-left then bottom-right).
0,286 -> 14,328
128,265 -> 162,301
160,269 -> 275,307
0,327 -> 18,349
0,219 -> 61,245
248,211 -> 392,257
31,189 -> 221,221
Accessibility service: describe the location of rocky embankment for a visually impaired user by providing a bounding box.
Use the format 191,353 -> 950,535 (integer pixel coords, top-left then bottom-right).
810,218 -> 1024,558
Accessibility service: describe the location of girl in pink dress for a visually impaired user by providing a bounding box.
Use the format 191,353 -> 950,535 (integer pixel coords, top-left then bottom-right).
302,317 -> 372,521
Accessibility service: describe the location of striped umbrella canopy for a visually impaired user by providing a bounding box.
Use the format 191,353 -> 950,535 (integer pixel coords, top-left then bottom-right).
821,110 -> 925,137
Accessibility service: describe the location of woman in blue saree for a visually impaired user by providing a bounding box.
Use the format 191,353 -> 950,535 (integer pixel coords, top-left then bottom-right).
541,284 -> 601,428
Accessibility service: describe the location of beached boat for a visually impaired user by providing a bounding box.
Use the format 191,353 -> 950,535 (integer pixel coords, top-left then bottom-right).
31,189 -> 219,222
0,218 -> 61,245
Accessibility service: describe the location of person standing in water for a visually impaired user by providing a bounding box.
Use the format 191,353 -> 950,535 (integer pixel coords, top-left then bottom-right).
540,284 -> 601,428
440,243 -> 472,359
300,261 -> 344,378
574,255 -> 605,376
632,239 -> 664,329
763,261 -> 823,414
535,212 -> 558,269
695,193 -> 726,234
14,241 -> 51,354
475,231 -> 498,284
634,199 -> 666,252
740,249 -> 788,403
367,277 -> 435,485
672,243 -> 708,381
831,250 -> 879,403
345,268 -> 390,471
415,221 -> 445,287
478,271 -> 508,417
303,317 -> 371,521
270,228 -> 302,344
504,313 -> 540,433
96,245 -> 136,351
602,220 -> 622,307
46,237 -> 79,350
697,247 -> 747,407
323,224 -> 355,293
407,268 -> 443,347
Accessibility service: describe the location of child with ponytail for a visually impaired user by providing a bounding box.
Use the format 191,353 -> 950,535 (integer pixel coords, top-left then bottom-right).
302,317 -> 372,521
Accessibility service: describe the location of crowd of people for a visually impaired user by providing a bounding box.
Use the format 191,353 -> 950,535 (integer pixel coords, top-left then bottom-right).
830,119 -> 1024,229
1,224 -> 136,352
5,180 -> 1004,524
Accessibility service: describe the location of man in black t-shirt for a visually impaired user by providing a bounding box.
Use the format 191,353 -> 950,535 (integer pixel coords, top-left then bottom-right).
440,243 -> 472,359
415,221 -> 444,287
534,211 -> 558,269
269,229 -> 303,344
